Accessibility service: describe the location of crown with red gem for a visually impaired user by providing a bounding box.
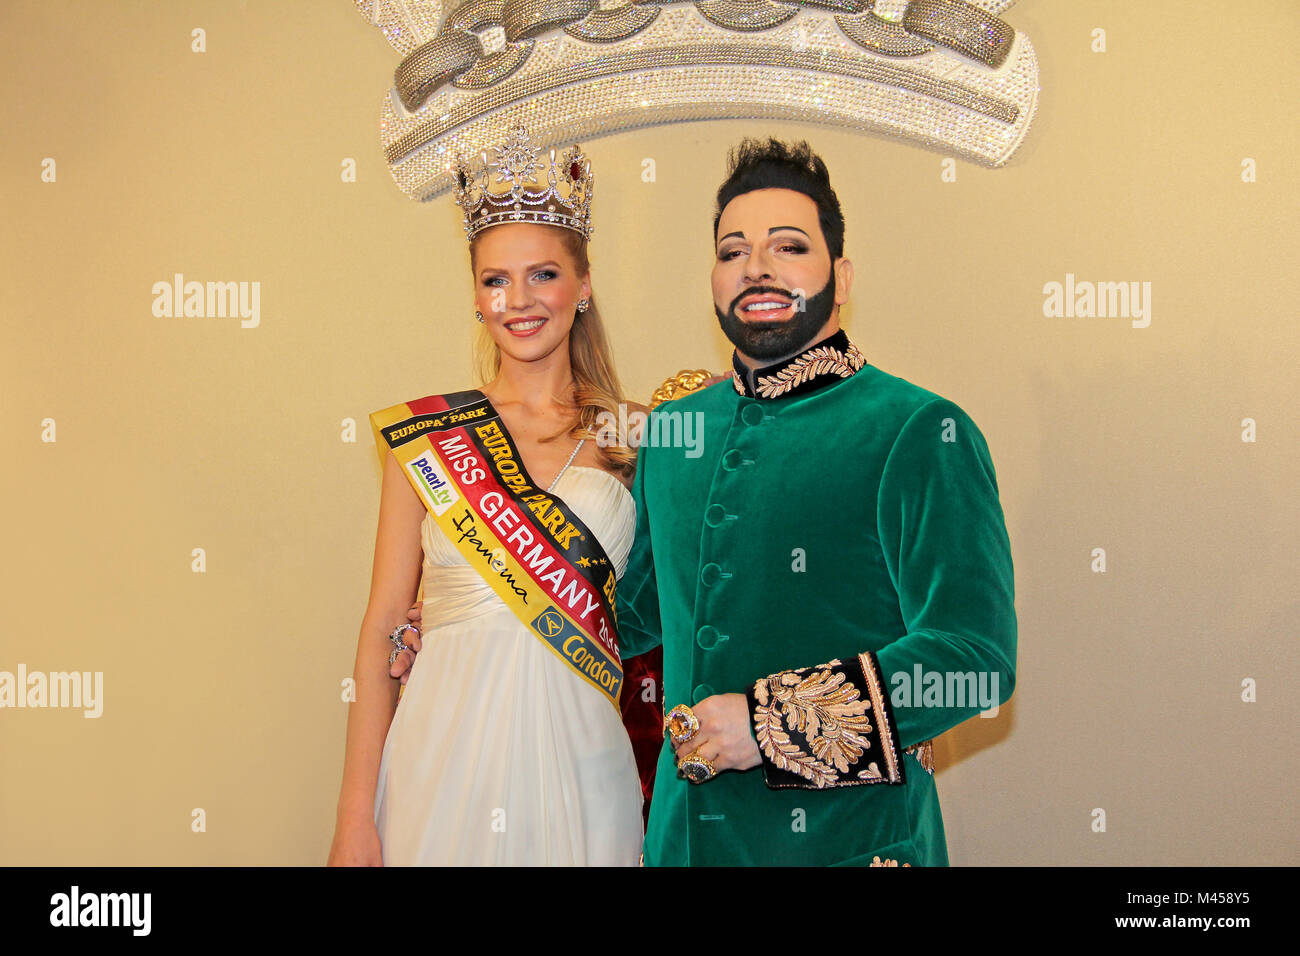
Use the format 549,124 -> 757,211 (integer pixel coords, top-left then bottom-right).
452,124 -> 594,242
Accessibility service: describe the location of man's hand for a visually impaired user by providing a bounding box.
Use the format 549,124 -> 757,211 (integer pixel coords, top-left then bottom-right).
388,603 -> 423,685
668,693 -> 761,774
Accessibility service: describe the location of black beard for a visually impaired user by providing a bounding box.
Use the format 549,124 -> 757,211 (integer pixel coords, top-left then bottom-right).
714,273 -> 836,362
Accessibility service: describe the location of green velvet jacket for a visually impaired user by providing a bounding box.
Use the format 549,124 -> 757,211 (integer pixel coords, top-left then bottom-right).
617,331 -> 1017,866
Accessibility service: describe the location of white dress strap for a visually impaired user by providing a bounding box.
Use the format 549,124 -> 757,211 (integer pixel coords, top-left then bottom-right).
547,437 -> 586,492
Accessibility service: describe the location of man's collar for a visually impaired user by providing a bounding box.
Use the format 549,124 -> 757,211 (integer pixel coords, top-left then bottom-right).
731,329 -> 867,400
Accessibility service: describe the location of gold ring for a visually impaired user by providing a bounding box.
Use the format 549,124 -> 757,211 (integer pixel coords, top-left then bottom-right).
677,749 -> 717,784
663,703 -> 700,744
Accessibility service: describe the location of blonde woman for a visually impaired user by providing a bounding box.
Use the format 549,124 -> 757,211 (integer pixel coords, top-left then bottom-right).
328,128 -> 649,865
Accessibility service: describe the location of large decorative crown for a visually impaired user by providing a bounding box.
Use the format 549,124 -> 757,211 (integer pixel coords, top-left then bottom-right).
453,124 -> 594,240
355,0 -> 1039,201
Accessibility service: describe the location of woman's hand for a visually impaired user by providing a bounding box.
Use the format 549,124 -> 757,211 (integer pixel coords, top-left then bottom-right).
327,813 -> 384,866
388,603 -> 423,685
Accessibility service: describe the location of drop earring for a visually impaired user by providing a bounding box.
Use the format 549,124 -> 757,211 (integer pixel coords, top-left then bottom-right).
475,310 -> 484,323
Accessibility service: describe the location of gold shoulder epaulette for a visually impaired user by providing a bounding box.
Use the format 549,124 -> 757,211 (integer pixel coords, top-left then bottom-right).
650,370 -> 714,409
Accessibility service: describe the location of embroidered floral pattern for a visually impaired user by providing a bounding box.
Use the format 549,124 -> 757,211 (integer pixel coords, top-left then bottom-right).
869,856 -> 911,867
751,659 -> 878,789
905,740 -> 935,775
750,342 -> 866,399
731,332 -> 866,399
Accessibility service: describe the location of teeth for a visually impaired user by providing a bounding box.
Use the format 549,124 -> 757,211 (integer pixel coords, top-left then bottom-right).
508,319 -> 546,330
744,301 -> 790,312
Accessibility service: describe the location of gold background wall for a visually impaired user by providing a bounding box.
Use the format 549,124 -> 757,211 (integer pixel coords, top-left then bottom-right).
2,1 -> 1296,864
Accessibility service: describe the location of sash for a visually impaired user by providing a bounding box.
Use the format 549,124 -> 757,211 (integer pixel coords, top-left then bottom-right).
369,390 -> 623,710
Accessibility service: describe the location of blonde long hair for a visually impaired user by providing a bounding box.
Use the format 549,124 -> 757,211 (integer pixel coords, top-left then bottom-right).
471,226 -> 635,478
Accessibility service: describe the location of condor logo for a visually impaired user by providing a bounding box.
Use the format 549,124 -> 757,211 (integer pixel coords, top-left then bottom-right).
408,452 -> 458,515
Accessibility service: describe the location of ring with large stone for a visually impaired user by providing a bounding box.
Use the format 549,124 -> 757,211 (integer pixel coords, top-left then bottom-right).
387,623 -> 418,666
663,703 -> 700,744
677,749 -> 717,784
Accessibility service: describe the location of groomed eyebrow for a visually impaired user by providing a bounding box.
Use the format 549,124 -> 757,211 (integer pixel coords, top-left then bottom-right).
717,226 -> 811,244
478,260 -> 562,277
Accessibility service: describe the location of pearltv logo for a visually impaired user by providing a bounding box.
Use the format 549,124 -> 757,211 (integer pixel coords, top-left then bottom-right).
408,453 -> 458,515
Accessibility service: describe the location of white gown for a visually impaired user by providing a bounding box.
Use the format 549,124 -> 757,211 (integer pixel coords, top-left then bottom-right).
372,464 -> 644,865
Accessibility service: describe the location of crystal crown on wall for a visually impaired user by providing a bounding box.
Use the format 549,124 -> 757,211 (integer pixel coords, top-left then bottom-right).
355,0 -> 1040,200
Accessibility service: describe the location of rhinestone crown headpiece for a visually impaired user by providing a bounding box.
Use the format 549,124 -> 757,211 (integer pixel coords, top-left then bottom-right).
356,0 -> 1040,201
453,124 -> 594,241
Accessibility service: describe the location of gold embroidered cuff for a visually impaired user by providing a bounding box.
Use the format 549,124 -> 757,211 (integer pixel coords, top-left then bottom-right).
745,652 -> 905,790
905,739 -> 935,775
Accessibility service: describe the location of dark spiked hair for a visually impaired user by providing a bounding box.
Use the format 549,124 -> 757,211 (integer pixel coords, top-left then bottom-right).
712,138 -> 845,260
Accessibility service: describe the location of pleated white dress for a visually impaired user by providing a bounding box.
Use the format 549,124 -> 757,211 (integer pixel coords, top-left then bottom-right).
372,463 -> 644,865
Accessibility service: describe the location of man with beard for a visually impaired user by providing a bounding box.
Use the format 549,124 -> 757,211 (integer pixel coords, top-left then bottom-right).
616,138 -> 1018,865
